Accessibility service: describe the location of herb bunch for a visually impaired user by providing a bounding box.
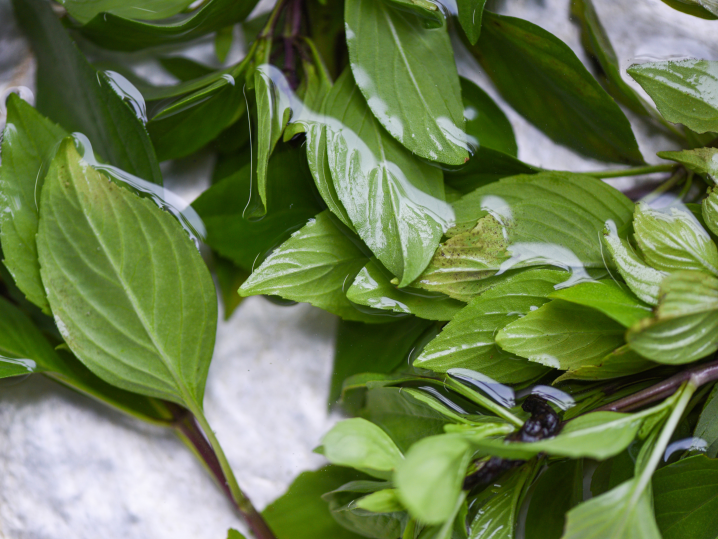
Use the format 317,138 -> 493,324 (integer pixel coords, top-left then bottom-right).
2,0 -> 718,538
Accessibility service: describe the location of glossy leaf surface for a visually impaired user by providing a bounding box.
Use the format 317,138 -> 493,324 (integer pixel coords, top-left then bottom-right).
12,0 -> 162,185
59,0 -> 196,23
345,0 -> 468,165
628,60 -> 718,134
496,300 -> 626,372
0,95 -> 66,312
556,345 -> 656,382
457,0 -> 487,45
37,140 -> 217,407
548,280 -> 653,328
471,12 -> 642,164
239,211 -> 386,322
414,269 -> 568,381
703,187 -> 718,237
323,70 -> 454,286
460,77 -> 516,157
659,148 -> 718,184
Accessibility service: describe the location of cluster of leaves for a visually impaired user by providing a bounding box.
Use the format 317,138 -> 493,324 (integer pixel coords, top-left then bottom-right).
2,0 -> 718,538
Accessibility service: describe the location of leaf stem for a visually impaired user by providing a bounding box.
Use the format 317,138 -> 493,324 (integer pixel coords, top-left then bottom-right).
594,355 -> 718,413
259,0 -> 288,39
581,164 -> 677,178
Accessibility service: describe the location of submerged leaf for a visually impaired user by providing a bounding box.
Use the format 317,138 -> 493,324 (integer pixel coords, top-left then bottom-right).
37,139 -> 217,408
345,0 -> 468,165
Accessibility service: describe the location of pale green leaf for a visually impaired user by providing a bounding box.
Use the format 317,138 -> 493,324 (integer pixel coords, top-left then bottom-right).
703,187 -> 718,237
555,345 -> 657,382
354,489 -> 405,513
36,139 -> 217,408
634,202 -> 718,276
659,148 -> 718,184
457,0 -> 487,45
323,69 -> 454,286
414,269 -> 568,382
346,258 -> 464,321
495,300 -> 625,372
394,434 -> 472,524
627,270 -> 718,363
0,95 -> 66,312
345,0 -> 469,165
628,60 -> 718,134
239,211 -> 386,323
319,418 -> 404,479
548,279 -> 653,327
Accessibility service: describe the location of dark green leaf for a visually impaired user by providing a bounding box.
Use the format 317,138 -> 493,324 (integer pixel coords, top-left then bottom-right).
227,529 -> 247,539
346,258 -> 464,321
324,484 -> 406,539
496,300 -> 626,372
460,77 -> 516,157
215,25 -> 234,63
659,148 -> 718,183
525,460 -> 584,539
659,0 -> 718,20
471,12 -> 643,164
262,465 -> 366,539
213,255 -> 248,320
12,0 -> 162,185
37,139 -> 217,408
239,211 -> 387,322
383,0 -> 445,28
443,147 -> 538,195
456,0 -> 487,45
71,0 -> 260,51
628,60 -> 718,134
548,280 -> 653,327
59,0 -> 195,24
323,69 -> 454,286
158,57 -> 215,82
695,384 -> 718,458
0,95 -> 66,312
414,269 -> 568,382
345,0 -> 469,165
330,317 -> 433,405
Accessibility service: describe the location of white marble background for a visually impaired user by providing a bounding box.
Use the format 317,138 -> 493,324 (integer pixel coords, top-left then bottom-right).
0,0 -> 717,537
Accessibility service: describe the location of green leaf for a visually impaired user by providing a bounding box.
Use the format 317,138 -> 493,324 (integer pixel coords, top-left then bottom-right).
653,455 -> 718,539
469,463 -> 537,539
659,148 -> 718,184
70,0 -> 259,51
548,280 -> 653,328
159,57 -> 215,82
417,172 -> 634,301
415,269 -> 568,382
394,434 -> 472,524
695,384 -> 718,458
215,25 -> 234,63
659,0 -> 718,18
633,202 -> 718,276
213,255 -> 248,320
331,318 -> 433,406
456,0 -> 487,45
443,147 -> 538,195
627,270 -> 718,363
355,489 -> 405,513
346,259 -> 464,321
602,221 -> 668,305
59,0 -> 196,24
262,465 -> 366,539
628,60 -> 718,134
704,187 -> 718,237
470,12 -> 642,164
192,146 -> 322,272
555,345 -> 657,382
524,460 -> 584,539
0,95 -> 66,312
12,0 -> 162,185
345,0 -> 469,165
323,69 -> 454,286
319,418 -> 404,479
36,139 -> 217,408
383,0 -> 445,28
239,211 -> 388,323
460,77 -> 516,157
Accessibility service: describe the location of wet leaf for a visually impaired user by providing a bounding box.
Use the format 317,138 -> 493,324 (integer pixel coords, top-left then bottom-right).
70,0 -> 259,51
653,455 -> 718,539
58,0 -> 195,24
628,60 -> 718,134
496,300 -> 626,372
414,269 -> 568,382
416,172 -> 633,301
633,202 -> 718,276
345,0 -> 468,165
444,147 -> 538,195
456,0 -> 487,45
555,345 -> 657,382
695,384 -> 718,458
323,69 -> 454,286
346,258 -> 464,321
460,76 -> 516,157
319,418 -> 404,479
383,0 -> 445,28
659,0 -> 718,18
239,211 -> 387,323
471,12 -> 642,164
0,95 -> 66,312
627,270 -> 718,364
13,0 -> 162,185
548,280 -> 653,328
658,148 -> 718,184
524,460 -> 584,539
36,139 -> 217,408
703,187 -> 718,237
262,465 -> 366,539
